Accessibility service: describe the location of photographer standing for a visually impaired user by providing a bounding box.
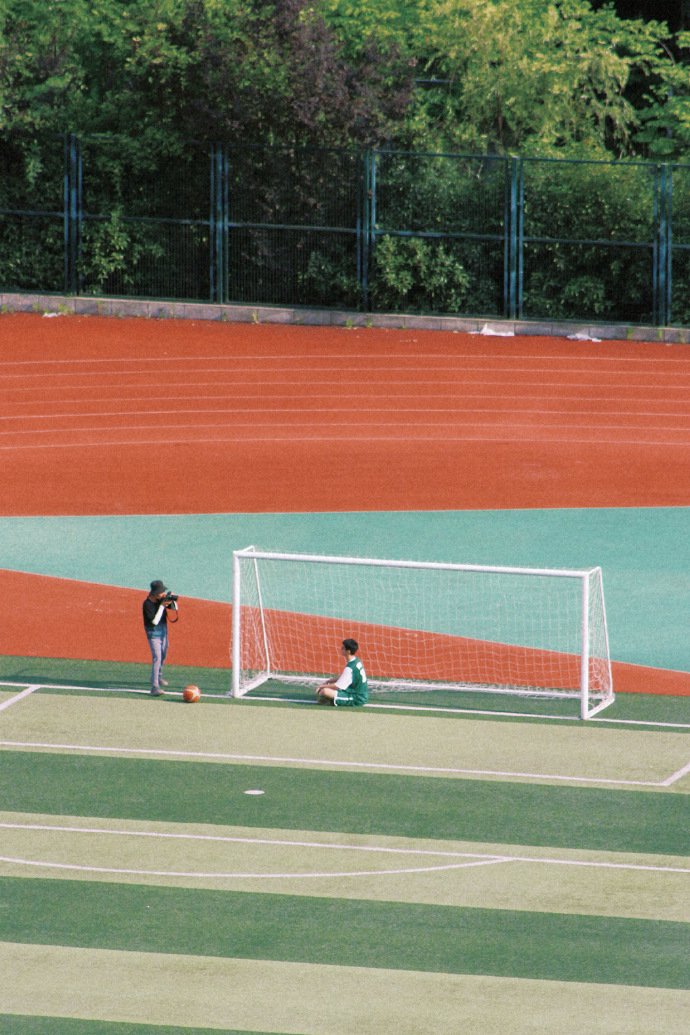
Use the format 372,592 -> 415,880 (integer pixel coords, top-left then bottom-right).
142,580 -> 177,696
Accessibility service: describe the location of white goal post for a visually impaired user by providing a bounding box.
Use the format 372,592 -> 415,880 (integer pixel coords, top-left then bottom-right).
230,547 -> 614,719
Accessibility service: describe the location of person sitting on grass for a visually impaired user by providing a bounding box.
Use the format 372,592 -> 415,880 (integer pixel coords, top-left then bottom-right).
316,638 -> 368,707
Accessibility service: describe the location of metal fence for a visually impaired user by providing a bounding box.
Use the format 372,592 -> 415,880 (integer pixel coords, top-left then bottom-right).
1,133 -> 688,326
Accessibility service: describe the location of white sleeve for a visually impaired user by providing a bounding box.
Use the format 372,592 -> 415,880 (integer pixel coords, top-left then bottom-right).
334,665 -> 353,690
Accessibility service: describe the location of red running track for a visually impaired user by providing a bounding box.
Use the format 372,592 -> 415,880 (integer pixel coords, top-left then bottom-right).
3,570 -> 688,695
2,313 -> 690,515
2,313 -> 689,695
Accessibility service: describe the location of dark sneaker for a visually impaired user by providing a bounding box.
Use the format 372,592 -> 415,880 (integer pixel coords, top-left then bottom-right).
150,687 -> 165,697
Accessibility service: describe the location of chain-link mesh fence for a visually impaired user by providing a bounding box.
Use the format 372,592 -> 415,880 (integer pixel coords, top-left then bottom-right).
669,164 -> 690,327
226,146 -> 361,308
0,134 -> 687,326
0,135 -> 65,293
371,152 -> 508,316
78,137 -> 211,300
520,159 -> 657,324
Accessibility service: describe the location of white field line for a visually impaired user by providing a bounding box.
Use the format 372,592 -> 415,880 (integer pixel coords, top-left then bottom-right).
0,682 -> 176,698
1,681 -> 688,731
2,684 -> 687,788
0,856 -> 507,879
249,693 -> 690,730
0,685 -> 41,712
0,821 -> 688,879
0,736 -> 679,789
661,760 -> 690,787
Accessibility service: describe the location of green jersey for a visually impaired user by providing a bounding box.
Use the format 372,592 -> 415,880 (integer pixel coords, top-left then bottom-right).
341,657 -> 368,705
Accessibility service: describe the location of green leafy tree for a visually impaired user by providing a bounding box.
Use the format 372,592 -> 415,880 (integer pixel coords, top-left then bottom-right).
406,0 -> 677,156
170,0 -> 412,147
323,0 -> 686,158
0,0 -> 413,147
632,30 -> 690,158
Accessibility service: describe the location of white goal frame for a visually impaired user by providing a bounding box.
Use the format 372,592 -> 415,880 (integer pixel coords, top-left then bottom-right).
231,547 -> 614,719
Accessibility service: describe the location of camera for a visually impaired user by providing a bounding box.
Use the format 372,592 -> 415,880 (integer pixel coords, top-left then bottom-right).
163,592 -> 179,603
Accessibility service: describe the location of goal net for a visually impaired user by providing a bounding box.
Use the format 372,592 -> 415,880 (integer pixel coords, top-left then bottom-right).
231,547 -> 614,719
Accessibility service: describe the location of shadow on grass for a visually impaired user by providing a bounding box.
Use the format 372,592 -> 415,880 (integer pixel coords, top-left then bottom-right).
1,655 -> 687,725
0,655 -> 230,694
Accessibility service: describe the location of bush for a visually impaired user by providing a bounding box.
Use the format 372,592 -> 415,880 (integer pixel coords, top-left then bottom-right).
371,234 -> 471,313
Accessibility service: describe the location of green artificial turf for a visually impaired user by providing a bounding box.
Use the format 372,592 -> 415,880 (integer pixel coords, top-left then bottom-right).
0,655 -> 232,695
1,751 -> 687,855
1,654 -> 689,725
0,1020 -> 284,1035
1,877 -> 687,990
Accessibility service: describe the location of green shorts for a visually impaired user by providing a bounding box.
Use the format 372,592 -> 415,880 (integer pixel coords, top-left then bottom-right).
334,690 -> 366,708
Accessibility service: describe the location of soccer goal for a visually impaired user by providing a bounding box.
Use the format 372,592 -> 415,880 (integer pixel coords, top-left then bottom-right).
230,547 -> 614,719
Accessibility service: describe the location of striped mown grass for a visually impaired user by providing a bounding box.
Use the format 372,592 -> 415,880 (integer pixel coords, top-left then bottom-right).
0,677 -> 687,1033
1,877 -> 688,988
0,751 -> 687,854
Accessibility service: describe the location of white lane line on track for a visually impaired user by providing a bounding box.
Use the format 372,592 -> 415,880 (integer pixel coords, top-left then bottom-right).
0,420 -> 689,439
1,436 -> 690,453
3,379 -> 690,395
2,352 -> 690,366
3,395 -> 690,413
2,405 -> 690,423
1,434 -> 689,453
2,363 -> 690,383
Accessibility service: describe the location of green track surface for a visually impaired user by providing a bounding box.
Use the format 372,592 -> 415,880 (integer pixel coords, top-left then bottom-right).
2,507 -> 690,671
0,751 -> 687,855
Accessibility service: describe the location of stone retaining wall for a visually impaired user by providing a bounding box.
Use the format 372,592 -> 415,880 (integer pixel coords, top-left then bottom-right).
3,291 -> 689,344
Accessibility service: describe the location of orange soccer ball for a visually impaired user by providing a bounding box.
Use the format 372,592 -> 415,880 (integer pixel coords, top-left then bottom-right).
182,684 -> 201,703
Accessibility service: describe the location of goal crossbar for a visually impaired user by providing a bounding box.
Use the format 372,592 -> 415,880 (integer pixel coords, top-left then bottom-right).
234,548 -> 592,579
231,547 -> 614,719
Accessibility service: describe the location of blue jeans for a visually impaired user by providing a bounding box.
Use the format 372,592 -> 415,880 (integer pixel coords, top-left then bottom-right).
147,629 -> 168,688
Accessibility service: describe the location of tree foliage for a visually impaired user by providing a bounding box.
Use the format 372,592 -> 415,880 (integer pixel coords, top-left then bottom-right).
0,0 -> 412,149
1,0 -> 690,322
324,0 -> 687,158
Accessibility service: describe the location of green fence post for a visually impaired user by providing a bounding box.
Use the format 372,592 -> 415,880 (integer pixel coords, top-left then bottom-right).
209,144 -> 216,303
653,164 -> 660,326
652,162 -> 672,328
209,144 -> 228,305
505,156 -> 520,319
63,133 -> 70,293
659,163 -> 671,326
359,149 -> 376,311
517,158 -> 525,319
63,133 -> 81,295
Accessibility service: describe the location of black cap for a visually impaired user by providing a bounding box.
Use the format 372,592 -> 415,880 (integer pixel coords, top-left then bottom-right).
150,580 -> 168,594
